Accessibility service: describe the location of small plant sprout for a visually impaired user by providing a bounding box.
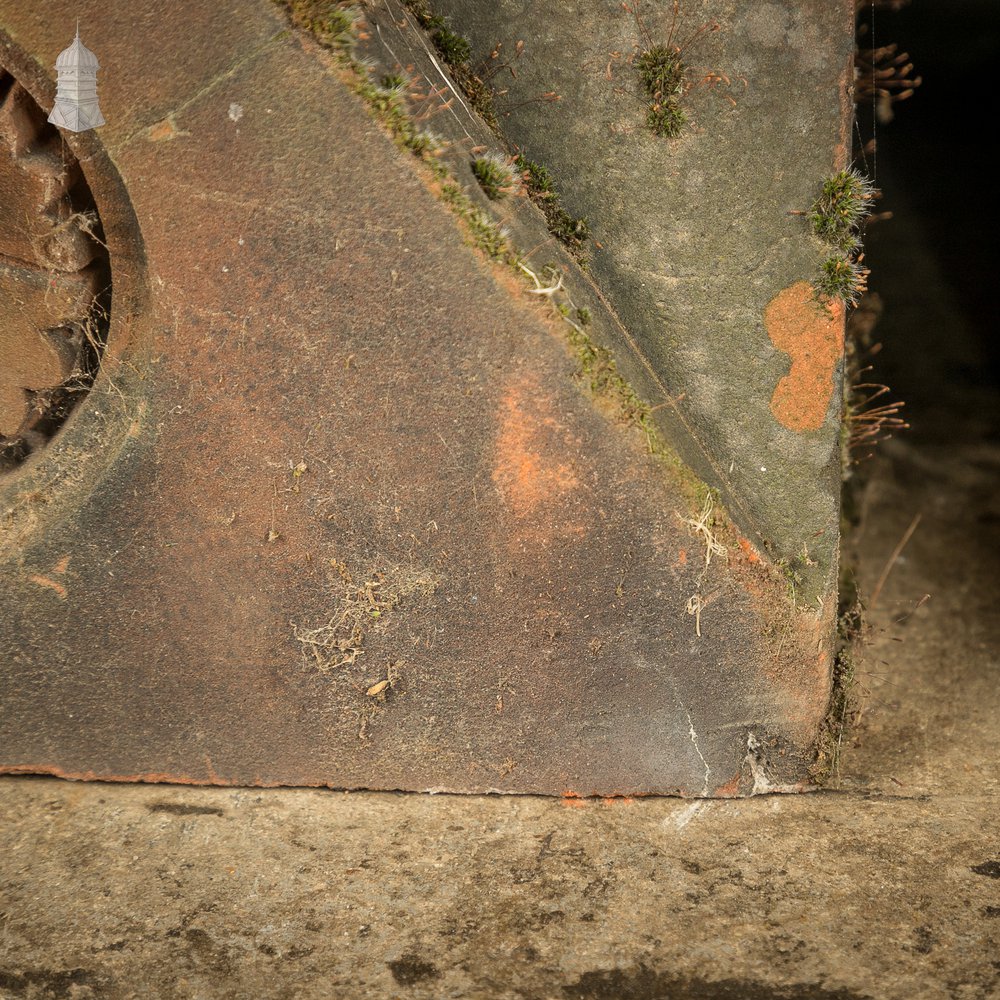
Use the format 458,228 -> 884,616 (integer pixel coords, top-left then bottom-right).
805,168 -> 877,306
628,1 -> 723,138
470,153 -> 518,200
808,169 -> 877,250
816,252 -> 870,307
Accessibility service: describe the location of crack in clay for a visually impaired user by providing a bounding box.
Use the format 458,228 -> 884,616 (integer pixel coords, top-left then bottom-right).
686,709 -> 711,796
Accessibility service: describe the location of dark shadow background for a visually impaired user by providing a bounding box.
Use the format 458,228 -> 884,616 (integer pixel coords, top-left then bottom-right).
859,0 -> 999,443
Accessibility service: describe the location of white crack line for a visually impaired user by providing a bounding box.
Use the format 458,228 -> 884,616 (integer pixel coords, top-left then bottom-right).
670,801 -> 705,829
686,709 -> 712,797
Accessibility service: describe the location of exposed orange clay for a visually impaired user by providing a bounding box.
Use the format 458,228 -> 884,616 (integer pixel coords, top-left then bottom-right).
600,796 -> 635,807
28,574 -> 67,600
714,774 -> 742,797
204,755 -> 222,784
737,537 -> 761,564
148,116 -> 185,142
561,790 -> 587,808
676,548 -> 688,567
765,282 -> 845,432
493,372 -> 581,525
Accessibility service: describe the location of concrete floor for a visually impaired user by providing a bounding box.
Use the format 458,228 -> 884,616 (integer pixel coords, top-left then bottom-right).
2,428 -> 999,998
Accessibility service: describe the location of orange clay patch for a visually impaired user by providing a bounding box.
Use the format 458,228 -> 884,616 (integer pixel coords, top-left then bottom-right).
147,116 -> 188,142
28,574 -> 67,600
737,537 -> 761,564
493,372 -> 580,520
765,281 -> 845,432
714,774 -> 742,797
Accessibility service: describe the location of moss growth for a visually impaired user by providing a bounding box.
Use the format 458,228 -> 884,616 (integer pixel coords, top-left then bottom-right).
400,0 -> 446,32
637,45 -> 688,138
515,154 -> 590,260
807,169 -> 876,306
381,72 -> 407,91
637,45 -> 686,100
275,0 -> 713,521
431,26 -> 471,65
401,0 -> 497,127
816,252 -> 868,307
276,0 -> 361,51
354,75 -> 446,172
516,155 -> 555,195
440,182 -> 511,260
470,154 -> 516,200
542,270 -> 704,505
809,169 -> 876,250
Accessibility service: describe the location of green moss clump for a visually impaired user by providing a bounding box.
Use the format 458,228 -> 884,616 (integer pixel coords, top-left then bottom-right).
809,169 -> 876,250
514,154 -> 590,260
470,154 -> 516,200
816,253 -> 869,307
381,72 -> 407,91
400,0 -> 446,32
637,45 -> 686,99
647,101 -> 687,139
277,0 -> 361,51
516,155 -> 554,196
555,281 -> 661,429
637,45 -> 688,138
401,1 -> 496,126
807,168 -> 876,306
431,26 -> 471,65
440,182 -> 511,261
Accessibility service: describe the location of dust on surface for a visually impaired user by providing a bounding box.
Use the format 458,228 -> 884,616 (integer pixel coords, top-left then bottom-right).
291,561 -> 437,673
492,370 -> 583,528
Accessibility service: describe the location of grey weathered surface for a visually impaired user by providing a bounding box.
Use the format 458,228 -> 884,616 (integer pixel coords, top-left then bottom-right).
429,0 -> 855,604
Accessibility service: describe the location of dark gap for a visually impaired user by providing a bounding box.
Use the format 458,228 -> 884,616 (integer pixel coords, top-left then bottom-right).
859,0 -> 1000,438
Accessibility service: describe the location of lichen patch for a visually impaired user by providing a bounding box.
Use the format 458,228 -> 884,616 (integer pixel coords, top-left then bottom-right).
765,281 -> 844,432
